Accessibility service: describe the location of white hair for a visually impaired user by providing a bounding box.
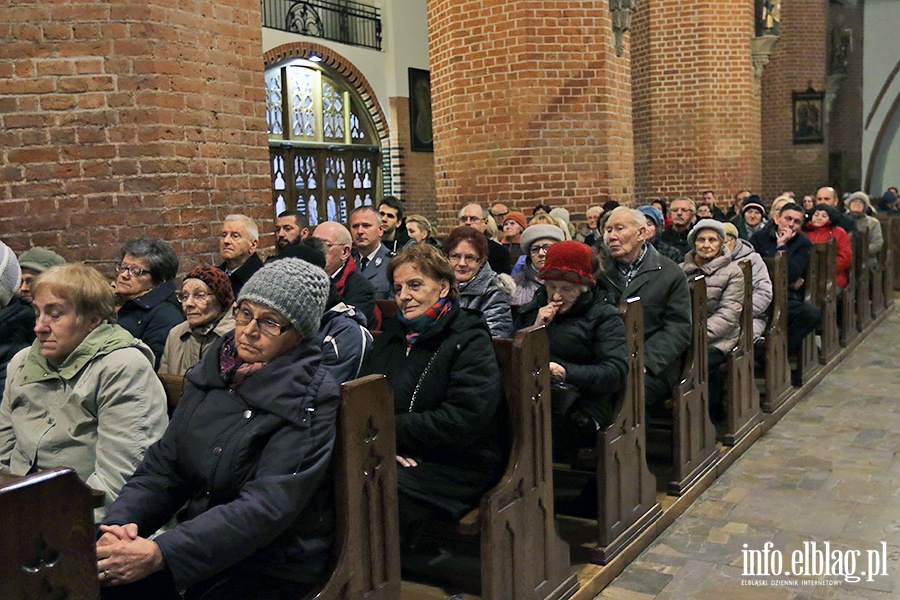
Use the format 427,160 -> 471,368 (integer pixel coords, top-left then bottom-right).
224,214 -> 259,242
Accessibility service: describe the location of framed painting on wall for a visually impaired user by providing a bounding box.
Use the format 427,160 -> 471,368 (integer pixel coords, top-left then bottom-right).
408,68 -> 433,152
792,87 -> 825,145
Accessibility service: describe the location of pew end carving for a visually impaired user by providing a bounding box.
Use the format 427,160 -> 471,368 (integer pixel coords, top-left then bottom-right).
721,260 -> 761,445
853,229 -> 872,333
794,245 -> 822,385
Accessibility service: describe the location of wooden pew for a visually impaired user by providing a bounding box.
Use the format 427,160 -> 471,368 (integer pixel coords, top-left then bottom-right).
756,253 -> 792,412
311,374 -> 401,600
158,373 -> 185,414
420,326 -> 579,600
589,297 -> 661,564
794,244 -> 821,385
839,233 -> 859,348
376,299 -> 397,321
721,260 -> 760,446
647,276 -> 718,496
815,239 -> 840,364
854,228 -> 872,332
881,217 -> 894,308
871,223 -> 886,317
0,468 -> 100,600
892,218 -> 900,292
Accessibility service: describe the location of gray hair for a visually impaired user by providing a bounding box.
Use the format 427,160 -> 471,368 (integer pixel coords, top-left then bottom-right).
586,206 -> 603,218
671,197 -> 696,211
118,237 -> 179,285
224,214 -> 259,242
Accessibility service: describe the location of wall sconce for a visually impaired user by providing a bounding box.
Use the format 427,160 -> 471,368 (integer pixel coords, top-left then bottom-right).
610,0 -> 636,57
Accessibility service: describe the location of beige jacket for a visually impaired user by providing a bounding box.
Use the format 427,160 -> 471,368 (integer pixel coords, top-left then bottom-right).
0,324 -> 168,521
157,312 -> 236,376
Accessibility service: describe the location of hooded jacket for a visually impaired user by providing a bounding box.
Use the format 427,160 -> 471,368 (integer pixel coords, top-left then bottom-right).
116,280 -> 184,368
681,249 -> 745,355
103,334 -> 339,591
804,204 -> 853,289
0,323 -> 167,521
319,301 -> 373,384
457,261 -> 515,337
729,238 -> 773,340
0,297 -> 35,397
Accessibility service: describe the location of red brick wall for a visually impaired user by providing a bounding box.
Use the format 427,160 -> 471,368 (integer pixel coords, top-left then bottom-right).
388,96 -> 437,224
760,0 -> 829,202
632,0 -> 760,203
427,0 -> 634,233
0,1 -> 271,275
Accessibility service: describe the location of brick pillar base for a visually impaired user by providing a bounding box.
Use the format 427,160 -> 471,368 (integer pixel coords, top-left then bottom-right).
427,0 -> 634,231
0,1 -> 271,271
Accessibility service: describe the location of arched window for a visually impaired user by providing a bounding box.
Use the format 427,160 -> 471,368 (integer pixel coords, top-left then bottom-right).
265,60 -> 381,225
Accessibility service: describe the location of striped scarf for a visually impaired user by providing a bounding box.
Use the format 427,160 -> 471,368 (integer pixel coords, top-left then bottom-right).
398,298 -> 452,345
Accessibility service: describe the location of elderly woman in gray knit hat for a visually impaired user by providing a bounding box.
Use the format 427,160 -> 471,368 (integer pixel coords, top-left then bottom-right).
98,258 -> 339,600
681,219 -> 744,422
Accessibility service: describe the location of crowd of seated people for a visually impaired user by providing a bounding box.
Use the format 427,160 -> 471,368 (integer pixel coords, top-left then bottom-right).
0,185 -> 895,594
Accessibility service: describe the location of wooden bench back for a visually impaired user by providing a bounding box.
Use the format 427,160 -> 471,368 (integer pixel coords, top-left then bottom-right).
796,243 -> 821,383
721,260 -> 760,445
0,468 -> 99,600
814,239 -> 839,363
158,373 -> 185,414
375,299 -> 397,322
854,228 -> 872,331
758,252 -> 791,411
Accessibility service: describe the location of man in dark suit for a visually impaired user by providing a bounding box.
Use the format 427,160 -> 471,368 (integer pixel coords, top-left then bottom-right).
314,220 -> 377,328
457,203 -> 511,274
218,214 -> 263,296
349,206 -> 393,300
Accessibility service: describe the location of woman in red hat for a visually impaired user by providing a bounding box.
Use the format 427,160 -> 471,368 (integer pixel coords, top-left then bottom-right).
514,241 -> 628,454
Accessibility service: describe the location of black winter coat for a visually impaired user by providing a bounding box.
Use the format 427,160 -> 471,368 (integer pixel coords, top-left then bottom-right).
516,286 -> 628,427
116,280 -> 183,369
103,334 -> 339,591
364,306 -> 503,518
750,223 -> 813,301
0,298 -> 35,398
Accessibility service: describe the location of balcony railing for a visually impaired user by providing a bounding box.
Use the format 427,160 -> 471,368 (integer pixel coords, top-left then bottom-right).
261,0 -> 382,51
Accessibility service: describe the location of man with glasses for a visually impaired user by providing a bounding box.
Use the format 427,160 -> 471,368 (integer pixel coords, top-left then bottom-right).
658,197 -> 696,260
490,203 -> 510,223
378,196 -> 409,253
218,214 -> 263,296
313,221 -> 377,328
349,206 -> 393,300
458,203 -> 511,274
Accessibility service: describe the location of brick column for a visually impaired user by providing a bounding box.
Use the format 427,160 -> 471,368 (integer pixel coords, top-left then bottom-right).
760,0 -> 829,200
632,0 -> 760,201
0,1 -> 271,271
427,0 -> 634,231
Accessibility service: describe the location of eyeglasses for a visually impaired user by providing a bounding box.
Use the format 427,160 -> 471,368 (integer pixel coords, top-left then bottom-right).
448,252 -> 481,265
530,244 -> 554,255
458,215 -> 485,224
492,211 -> 509,220
233,305 -> 293,337
115,263 -> 150,278
176,291 -> 211,303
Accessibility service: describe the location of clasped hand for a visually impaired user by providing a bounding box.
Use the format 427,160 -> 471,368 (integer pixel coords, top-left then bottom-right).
95,523 -> 164,586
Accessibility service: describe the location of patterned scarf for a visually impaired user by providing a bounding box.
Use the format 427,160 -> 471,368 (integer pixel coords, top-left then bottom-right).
219,335 -> 266,388
397,298 -> 452,345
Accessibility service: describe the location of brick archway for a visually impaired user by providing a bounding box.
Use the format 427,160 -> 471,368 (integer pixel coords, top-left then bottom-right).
263,42 -> 389,146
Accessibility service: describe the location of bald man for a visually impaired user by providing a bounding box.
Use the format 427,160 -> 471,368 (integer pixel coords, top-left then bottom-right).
815,186 -> 857,233
314,221 -> 377,328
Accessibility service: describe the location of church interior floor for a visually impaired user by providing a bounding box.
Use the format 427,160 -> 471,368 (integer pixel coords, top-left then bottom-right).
596,309 -> 900,600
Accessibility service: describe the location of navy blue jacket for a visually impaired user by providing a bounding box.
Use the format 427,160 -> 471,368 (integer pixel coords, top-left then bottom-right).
103,334 -> 339,591
750,224 -> 813,301
0,298 -> 35,398
116,280 -> 183,368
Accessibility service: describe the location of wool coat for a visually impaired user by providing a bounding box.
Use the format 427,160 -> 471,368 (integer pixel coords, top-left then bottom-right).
157,311 -> 236,376
515,286 -> 628,427
681,250 -> 745,355
0,324 -> 167,521
116,280 -> 184,369
364,306 -> 503,520
457,261 -> 515,337
103,334 -> 339,592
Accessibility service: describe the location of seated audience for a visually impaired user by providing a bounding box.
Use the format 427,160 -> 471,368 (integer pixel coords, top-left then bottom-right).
751,202 -> 821,355
680,220 -> 744,421
724,189 -> 751,221
97,258 -> 336,599
723,222 -> 772,341
218,214 -> 263,295
490,203 -> 509,223
511,224 -> 566,309
458,203 -> 512,274
350,206 -> 393,300
700,190 -> 727,220
114,237 -> 183,368
637,204 -> 683,262
501,211 -> 528,262
597,207 -> 692,414
735,197 -> 767,240
802,194 -> 816,213
363,244 -> 503,547
0,243 -> 34,397
314,220 -> 377,328
405,214 -> 442,249
658,197 -> 695,259
550,207 -> 576,239
878,189 -> 899,213
515,241 -> 627,450
16,246 -> 65,304
0,263 -> 167,521
444,226 -> 514,337
532,203 -> 552,217
158,266 -> 235,376
273,210 -> 310,253
804,204 -> 852,290
695,201 -> 714,219
846,192 -> 884,269
379,195 -> 410,253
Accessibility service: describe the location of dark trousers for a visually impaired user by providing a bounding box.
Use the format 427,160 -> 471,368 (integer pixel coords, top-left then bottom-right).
786,297 -> 822,354
707,347 -> 728,422
101,568 -> 311,600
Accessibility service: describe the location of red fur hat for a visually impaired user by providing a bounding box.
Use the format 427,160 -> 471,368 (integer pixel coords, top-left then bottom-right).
538,241 -> 595,287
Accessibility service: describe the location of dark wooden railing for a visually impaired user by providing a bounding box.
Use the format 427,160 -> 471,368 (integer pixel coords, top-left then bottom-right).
261,0 -> 383,50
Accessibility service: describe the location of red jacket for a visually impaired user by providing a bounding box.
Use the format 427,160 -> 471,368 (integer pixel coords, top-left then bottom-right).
804,223 -> 852,289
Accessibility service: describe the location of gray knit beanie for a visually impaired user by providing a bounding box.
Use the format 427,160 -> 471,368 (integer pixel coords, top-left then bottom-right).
688,218 -> 727,247
0,241 -> 22,307
237,257 -> 329,340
